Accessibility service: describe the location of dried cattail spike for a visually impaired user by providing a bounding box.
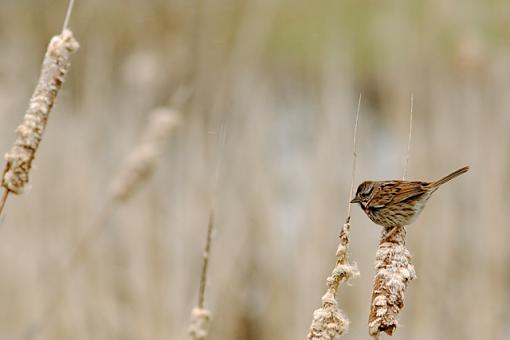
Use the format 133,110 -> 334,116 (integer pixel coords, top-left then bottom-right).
188,307 -> 211,340
2,30 -> 79,194
109,108 -> 180,201
308,291 -> 349,340
368,226 -> 416,337
308,96 -> 362,340
307,222 -> 359,340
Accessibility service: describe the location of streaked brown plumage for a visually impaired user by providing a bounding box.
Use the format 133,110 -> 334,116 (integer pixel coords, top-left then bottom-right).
351,166 -> 469,228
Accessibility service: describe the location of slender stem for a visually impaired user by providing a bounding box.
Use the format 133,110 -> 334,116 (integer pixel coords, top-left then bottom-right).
403,94 -> 414,180
212,124 -> 227,195
197,124 -> 227,309
62,0 -> 76,32
198,211 -> 214,308
347,93 -> 362,217
0,189 -> 8,217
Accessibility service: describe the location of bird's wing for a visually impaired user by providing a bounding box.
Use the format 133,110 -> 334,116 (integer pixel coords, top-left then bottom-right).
368,181 -> 428,208
366,182 -> 398,208
391,182 -> 429,203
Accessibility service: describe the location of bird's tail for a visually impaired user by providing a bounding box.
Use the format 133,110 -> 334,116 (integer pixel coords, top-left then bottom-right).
429,166 -> 469,188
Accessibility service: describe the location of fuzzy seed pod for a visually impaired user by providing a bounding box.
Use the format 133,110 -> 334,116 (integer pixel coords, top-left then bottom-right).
188,307 -> 211,340
368,226 -> 416,337
2,30 -> 79,194
307,222 -> 359,340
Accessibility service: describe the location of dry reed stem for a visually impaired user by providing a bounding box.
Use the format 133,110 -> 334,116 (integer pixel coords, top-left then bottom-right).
62,0 -> 76,32
307,220 -> 359,340
403,94 -> 413,180
188,125 -> 226,340
0,189 -> 8,216
368,227 -> 416,337
188,213 -> 214,340
198,211 -> 214,309
307,95 -> 362,340
109,107 -> 180,201
1,30 -> 79,198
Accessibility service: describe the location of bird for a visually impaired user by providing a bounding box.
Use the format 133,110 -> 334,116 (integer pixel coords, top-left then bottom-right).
350,166 -> 469,228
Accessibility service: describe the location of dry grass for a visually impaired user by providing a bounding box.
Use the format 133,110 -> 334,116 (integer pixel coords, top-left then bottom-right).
0,29 -> 79,213
0,2 -> 508,340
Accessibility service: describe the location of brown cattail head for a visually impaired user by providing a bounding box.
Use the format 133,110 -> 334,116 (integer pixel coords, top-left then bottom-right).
188,307 -> 211,340
2,30 -> 79,194
308,291 -> 349,340
368,226 -> 416,337
109,108 -> 180,201
307,222 -> 359,340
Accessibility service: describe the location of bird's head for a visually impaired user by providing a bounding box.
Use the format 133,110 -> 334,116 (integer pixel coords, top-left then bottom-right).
350,181 -> 375,206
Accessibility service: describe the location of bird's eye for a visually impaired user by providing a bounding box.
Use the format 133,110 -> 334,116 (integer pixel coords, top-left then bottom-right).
361,187 -> 373,197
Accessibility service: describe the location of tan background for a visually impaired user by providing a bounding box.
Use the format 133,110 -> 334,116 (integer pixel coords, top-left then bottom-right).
0,1 -> 509,339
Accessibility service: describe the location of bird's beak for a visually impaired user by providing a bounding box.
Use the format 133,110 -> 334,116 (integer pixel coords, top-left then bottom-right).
350,196 -> 361,204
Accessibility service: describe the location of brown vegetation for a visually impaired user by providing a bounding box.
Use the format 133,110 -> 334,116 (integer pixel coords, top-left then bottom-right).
0,2 -> 507,340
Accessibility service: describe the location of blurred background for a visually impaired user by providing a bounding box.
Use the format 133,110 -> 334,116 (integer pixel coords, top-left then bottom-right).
0,0 -> 509,339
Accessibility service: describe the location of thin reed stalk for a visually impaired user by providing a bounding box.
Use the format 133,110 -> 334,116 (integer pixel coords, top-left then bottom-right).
307,94 -> 362,339
198,211 -> 214,309
403,94 -> 413,180
0,189 -> 8,216
188,125 -> 226,340
188,211 -> 214,340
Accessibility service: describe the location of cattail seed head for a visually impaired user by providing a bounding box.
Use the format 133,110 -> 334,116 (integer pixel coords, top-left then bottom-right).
307,222 -> 359,340
109,108 -> 180,201
188,307 -> 211,340
2,30 -> 79,194
368,227 -> 416,337
308,291 -> 349,340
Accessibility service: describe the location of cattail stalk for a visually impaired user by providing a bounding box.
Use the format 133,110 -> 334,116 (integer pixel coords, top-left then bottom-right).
307,219 -> 359,340
0,29 -> 79,213
368,95 -> 416,338
188,215 -> 214,340
198,211 -> 214,309
108,108 -> 180,201
368,227 -> 416,338
0,189 -> 8,216
307,94 -> 362,339
188,125 -> 226,340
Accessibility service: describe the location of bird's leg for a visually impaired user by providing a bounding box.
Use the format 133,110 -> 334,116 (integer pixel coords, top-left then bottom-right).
382,225 -> 402,242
